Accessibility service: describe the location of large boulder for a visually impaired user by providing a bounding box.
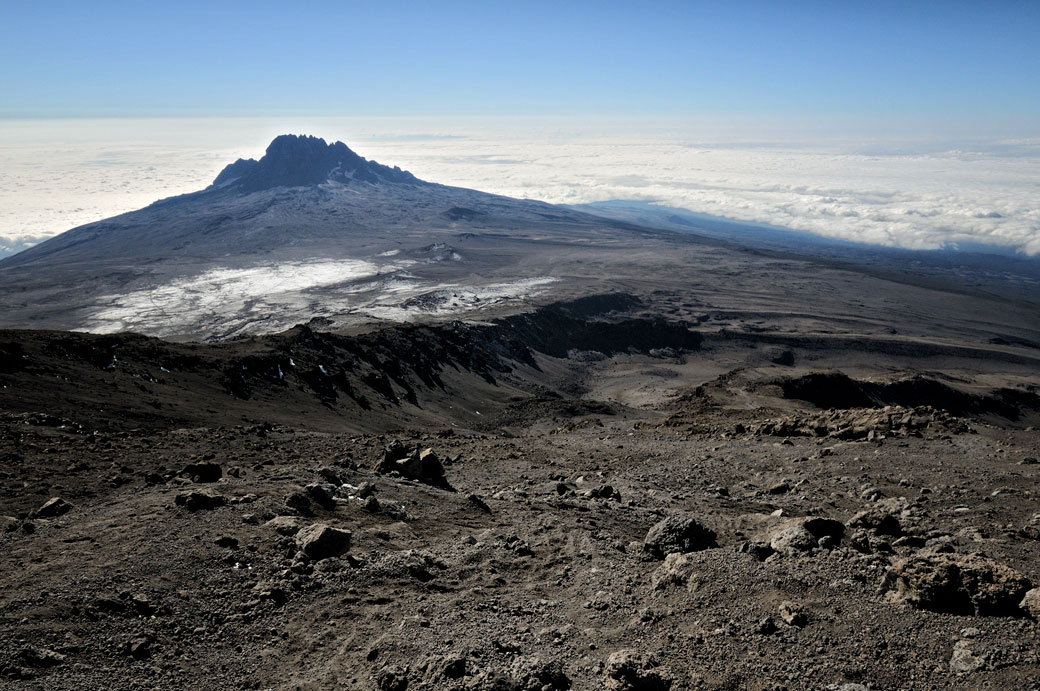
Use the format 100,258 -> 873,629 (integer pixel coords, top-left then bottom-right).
881,554 -> 1033,616
643,515 -> 717,559
377,442 -> 453,491
296,523 -> 352,561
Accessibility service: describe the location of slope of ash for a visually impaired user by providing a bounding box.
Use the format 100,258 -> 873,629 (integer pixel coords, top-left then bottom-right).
2,294 -> 1040,689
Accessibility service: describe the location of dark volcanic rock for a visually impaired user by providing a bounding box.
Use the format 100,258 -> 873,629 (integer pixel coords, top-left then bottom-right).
373,664 -> 409,691
377,442 -> 454,491
643,515 -> 717,559
212,135 -> 422,193
304,483 -> 337,510
847,508 -> 902,536
296,523 -> 352,561
881,554 -> 1033,616
285,490 -> 313,515
35,497 -> 72,518
124,634 -> 154,660
174,491 -> 227,512
19,646 -> 66,668
181,462 -> 222,483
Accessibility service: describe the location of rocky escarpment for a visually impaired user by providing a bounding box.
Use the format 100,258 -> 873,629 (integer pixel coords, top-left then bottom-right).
0,296 -> 701,433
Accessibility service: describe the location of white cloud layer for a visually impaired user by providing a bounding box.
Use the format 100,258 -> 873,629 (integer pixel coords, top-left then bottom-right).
2,117 -> 1039,256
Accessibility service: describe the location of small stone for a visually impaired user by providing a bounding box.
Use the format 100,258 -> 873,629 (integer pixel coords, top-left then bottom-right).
847,508 -> 902,536
317,467 -> 343,486
264,516 -> 303,536
738,541 -> 775,561
376,441 -> 453,490
756,617 -> 778,635
779,601 -> 807,627
1020,588 -> 1040,619
466,493 -> 492,513
19,646 -> 66,668
304,483 -> 336,510
285,491 -> 312,515
174,491 -> 226,511
651,552 -> 697,590
36,497 -> 72,518
125,634 -> 155,660
949,640 -> 983,673
131,593 -> 156,616
768,517 -> 844,555
181,462 -> 222,483
604,649 -> 672,690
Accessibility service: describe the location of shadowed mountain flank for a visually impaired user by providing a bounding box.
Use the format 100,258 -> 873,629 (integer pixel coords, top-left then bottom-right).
778,372 -> 1040,420
0,296 -> 700,432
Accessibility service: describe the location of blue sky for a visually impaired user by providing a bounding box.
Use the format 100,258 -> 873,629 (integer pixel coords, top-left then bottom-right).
2,1 -> 1039,127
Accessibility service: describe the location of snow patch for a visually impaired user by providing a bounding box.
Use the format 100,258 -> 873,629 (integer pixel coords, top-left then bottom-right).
85,260 -> 383,337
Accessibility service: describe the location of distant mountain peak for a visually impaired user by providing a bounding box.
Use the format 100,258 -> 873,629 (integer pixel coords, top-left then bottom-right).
211,134 -> 423,192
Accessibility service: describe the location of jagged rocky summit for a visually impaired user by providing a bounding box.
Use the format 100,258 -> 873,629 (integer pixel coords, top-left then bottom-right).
211,134 -> 423,192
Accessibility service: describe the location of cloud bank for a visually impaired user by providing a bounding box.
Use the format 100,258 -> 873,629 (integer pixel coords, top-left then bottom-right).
2,118 -> 1038,257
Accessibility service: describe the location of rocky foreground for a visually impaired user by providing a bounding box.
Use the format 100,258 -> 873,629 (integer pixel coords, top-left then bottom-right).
2,408 -> 1039,690
1,295 -> 1039,690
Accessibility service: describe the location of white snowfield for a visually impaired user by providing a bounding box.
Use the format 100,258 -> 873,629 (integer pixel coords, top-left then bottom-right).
83,259 -> 558,338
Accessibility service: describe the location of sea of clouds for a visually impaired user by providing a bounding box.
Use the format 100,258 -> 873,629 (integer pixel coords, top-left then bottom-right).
2,117 -> 1038,257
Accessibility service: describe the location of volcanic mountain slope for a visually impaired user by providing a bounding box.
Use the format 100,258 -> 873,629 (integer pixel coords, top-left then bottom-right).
0,134 -> 579,268
0,135 -> 674,338
3,133 -> 1039,344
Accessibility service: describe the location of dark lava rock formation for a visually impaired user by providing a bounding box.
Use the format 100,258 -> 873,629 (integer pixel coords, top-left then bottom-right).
211,134 -> 423,192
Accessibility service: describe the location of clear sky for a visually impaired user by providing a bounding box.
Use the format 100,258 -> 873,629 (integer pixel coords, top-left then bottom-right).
2,1 -> 1039,128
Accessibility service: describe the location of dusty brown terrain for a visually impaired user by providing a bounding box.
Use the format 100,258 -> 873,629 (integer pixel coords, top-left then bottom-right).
2,285 -> 1040,690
